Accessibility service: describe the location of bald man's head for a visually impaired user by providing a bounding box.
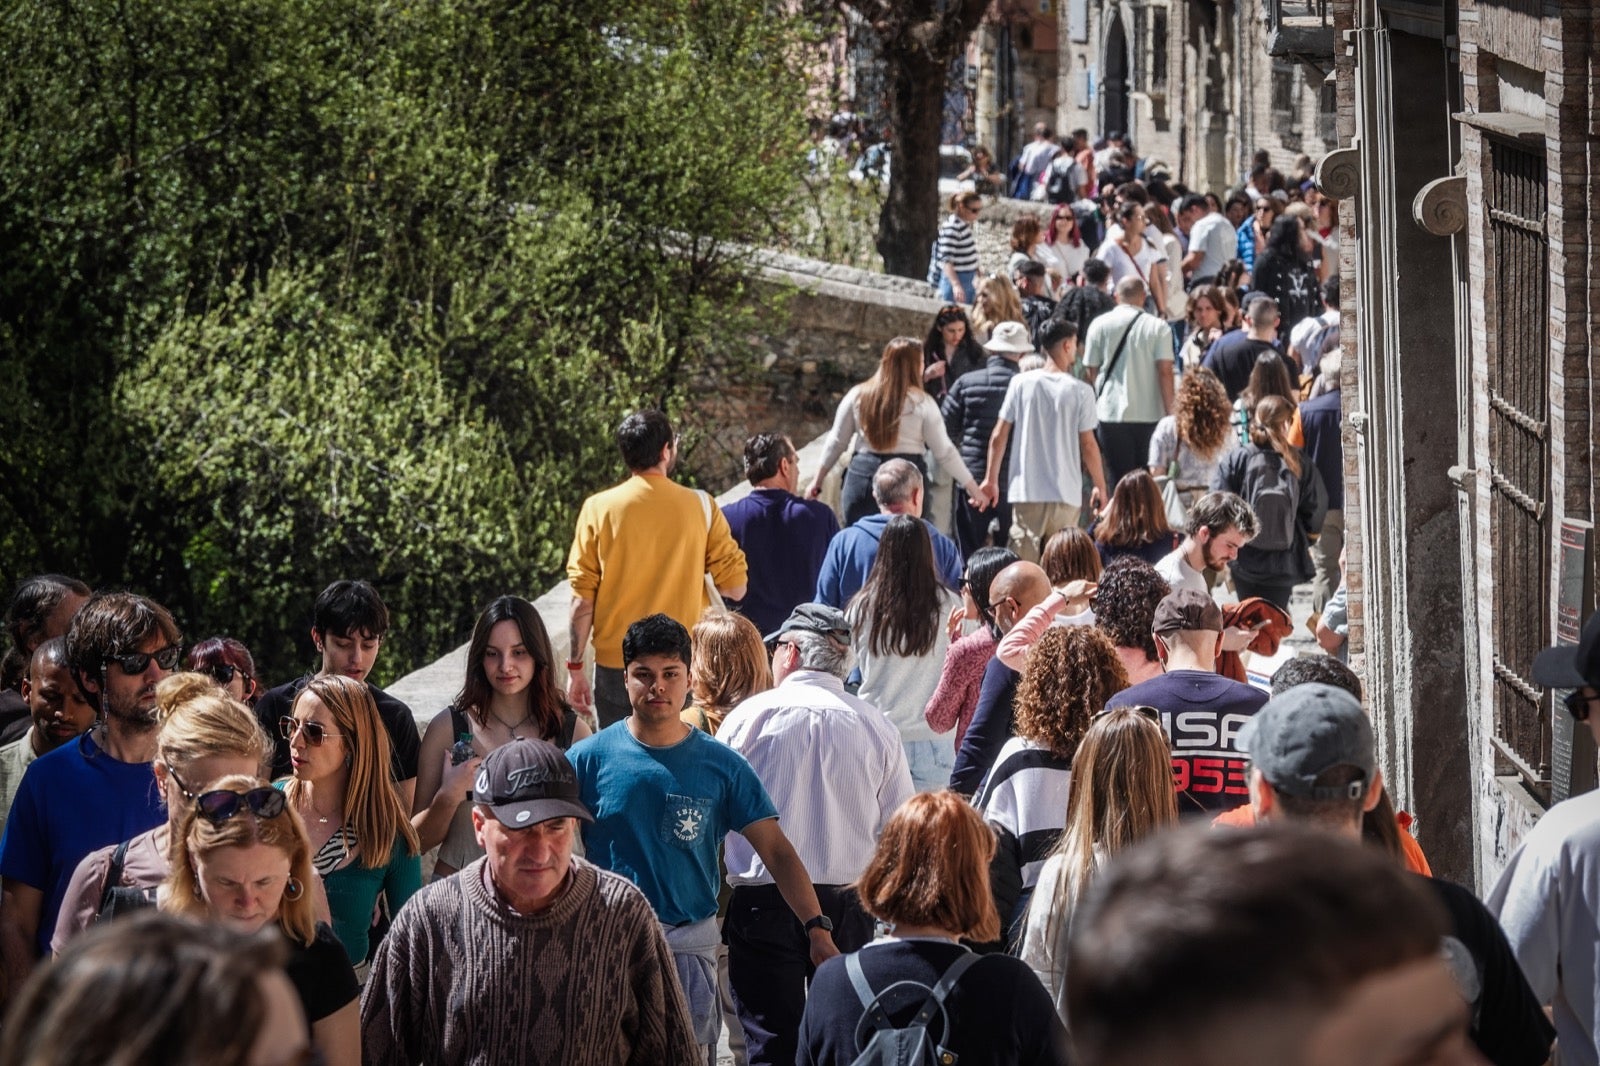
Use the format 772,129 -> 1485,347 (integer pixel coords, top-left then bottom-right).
990,561 -> 1052,633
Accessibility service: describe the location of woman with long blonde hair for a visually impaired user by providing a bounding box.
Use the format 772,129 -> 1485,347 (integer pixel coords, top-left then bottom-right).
808,337 -> 983,526
1019,707 -> 1177,1023
974,625 -> 1127,943
969,274 -> 1026,344
1148,367 -> 1236,508
162,773 -> 360,1066
1210,394 -> 1327,608
682,611 -> 772,736
279,674 -> 421,967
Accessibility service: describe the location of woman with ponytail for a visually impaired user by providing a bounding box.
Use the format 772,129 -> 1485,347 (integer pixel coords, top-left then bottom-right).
1210,394 -> 1327,608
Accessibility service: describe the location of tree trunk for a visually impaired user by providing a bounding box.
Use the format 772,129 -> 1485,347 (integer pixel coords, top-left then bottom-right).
876,46 -> 949,279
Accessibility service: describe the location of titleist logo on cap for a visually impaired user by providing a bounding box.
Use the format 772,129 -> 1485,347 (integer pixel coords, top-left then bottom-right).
507,764 -> 573,790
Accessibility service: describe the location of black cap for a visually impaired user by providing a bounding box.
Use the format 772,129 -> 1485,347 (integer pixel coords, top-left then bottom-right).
470,738 -> 592,828
763,603 -> 851,648
1532,611 -> 1600,690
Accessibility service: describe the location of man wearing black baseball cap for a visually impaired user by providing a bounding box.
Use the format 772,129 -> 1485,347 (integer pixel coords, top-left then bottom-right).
363,738 -> 697,1063
1240,684 -> 1554,1064
1490,612 -> 1600,1066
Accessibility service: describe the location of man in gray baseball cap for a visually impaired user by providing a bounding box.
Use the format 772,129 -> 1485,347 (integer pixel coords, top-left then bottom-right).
1239,682 -> 1555,1064
363,737 -> 697,1063
1237,682 -> 1376,819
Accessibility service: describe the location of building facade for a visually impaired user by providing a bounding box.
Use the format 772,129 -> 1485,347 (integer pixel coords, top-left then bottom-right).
1047,0 -> 1340,190
1327,0 -> 1599,887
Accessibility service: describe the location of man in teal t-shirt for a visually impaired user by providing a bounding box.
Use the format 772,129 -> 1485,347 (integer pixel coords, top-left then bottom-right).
568,614 -> 839,1055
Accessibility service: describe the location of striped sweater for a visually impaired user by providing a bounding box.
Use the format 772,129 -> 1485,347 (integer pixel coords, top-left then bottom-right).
973,737 -> 1073,932
361,856 -> 699,1065
937,214 -> 980,272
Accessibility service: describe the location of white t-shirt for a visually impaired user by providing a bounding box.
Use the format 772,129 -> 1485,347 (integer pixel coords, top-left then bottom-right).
1094,236 -> 1166,291
1488,788 -> 1600,1066
1155,545 -> 1207,594
998,370 -> 1098,505
1187,212 -> 1239,280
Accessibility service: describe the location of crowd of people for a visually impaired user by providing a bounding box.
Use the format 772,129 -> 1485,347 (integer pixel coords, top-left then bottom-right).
0,138 -> 1589,1066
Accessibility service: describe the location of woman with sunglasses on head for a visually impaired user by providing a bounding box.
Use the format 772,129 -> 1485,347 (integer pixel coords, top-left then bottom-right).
2,912 -> 311,1066
973,625 -> 1127,947
50,672 -> 333,952
163,773 -> 360,1066
411,596 -> 590,879
280,674 -> 421,968
185,637 -> 261,706
1019,706 -> 1177,1024
925,547 -> 1017,750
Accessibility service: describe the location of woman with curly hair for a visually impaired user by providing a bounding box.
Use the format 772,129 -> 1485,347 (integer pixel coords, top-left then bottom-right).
1148,366 -> 1236,509
1090,470 -> 1180,566
1019,707 -> 1177,1022
969,274 -> 1026,345
1090,557 -> 1171,685
972,626 -> 1128,944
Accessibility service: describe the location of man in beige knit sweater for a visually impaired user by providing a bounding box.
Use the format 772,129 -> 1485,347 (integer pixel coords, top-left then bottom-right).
361,738 -> 699,1065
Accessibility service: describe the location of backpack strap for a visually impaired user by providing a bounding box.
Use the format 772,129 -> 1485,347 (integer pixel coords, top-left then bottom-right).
847,947 -> 982,1050
96,839 -> 132,917
449,703 -> 470,737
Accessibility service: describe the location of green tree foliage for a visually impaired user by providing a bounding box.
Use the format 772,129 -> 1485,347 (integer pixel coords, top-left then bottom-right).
0,0 -> 809,681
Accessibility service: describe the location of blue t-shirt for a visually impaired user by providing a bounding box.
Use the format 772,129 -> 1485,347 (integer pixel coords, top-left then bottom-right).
0,733 -> 166,954
568,722 -> 777,926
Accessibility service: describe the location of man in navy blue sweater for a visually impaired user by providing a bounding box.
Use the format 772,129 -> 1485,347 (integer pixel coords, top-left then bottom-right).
722,434 -> 839,636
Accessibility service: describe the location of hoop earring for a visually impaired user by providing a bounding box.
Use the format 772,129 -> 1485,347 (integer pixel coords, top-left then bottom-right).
284,877 -> 304,902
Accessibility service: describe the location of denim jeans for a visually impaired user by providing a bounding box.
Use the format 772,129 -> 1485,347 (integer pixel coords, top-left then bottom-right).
903,738 -> 956,792
937,269 -> 977,305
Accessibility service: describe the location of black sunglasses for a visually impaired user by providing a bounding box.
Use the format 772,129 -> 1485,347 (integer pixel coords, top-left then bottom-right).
196,786 -> 286,825
1564,689 -> 1596,723
279,716 -> 344,745
200,662 -> 251,688
105,645 -> 183,676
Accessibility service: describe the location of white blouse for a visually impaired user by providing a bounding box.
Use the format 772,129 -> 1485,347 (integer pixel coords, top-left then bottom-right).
817,385 -> 978,491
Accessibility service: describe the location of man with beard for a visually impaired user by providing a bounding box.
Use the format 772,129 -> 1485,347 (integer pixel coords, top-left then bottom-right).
1156,492 -> 1258,595
567,410 -> 749,727
0,592 -> 179,986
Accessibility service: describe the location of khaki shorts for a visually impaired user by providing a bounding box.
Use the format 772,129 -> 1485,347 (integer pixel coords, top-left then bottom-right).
1010,502 -> 1082,563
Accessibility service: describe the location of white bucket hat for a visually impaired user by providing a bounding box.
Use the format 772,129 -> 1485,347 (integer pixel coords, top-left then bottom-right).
982,320 -> 1035,354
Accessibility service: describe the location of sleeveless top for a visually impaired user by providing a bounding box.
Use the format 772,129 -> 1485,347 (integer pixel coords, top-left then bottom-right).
435,705 -> 579,872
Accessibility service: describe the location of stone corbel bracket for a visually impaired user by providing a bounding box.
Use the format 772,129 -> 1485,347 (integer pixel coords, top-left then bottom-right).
1412,175 -> 1468,236
1316,146 -> 1360,200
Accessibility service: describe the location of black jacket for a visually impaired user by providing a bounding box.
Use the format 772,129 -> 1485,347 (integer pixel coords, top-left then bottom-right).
942,355 -> 1019,481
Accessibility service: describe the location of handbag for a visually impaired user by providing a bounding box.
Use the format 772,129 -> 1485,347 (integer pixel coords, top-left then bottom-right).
1154,443 -> 1188,529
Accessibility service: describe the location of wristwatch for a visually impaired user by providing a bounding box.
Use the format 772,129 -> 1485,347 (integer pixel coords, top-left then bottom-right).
803,914 -> 834,934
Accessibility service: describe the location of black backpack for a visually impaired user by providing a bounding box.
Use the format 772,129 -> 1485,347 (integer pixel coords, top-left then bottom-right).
844,948 -> 979,1066
1244,450 -> 1300,552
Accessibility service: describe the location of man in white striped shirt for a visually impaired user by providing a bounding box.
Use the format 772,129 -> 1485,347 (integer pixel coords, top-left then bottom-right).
717,604 -> 915,1066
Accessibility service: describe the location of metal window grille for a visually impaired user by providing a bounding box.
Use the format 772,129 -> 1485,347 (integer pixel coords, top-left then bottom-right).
1485,138 -> 1552,790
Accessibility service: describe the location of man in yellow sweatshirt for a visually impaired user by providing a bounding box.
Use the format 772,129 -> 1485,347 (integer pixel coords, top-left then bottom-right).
566,410 -> 748,726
